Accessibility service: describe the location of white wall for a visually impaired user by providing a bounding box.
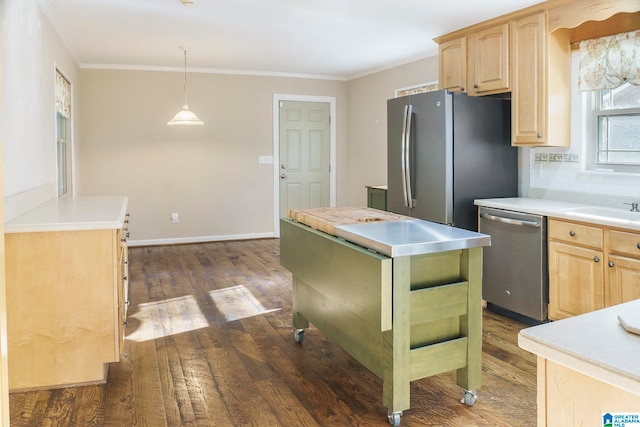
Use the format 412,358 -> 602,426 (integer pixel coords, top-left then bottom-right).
0,0 -> 79,203
523,52 -> 640,208
345,57 -> 439,206
77,69 -> 348,244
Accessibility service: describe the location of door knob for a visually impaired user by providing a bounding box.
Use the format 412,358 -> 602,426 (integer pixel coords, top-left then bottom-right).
281,164 -> 286,169
280,174 -> 286,179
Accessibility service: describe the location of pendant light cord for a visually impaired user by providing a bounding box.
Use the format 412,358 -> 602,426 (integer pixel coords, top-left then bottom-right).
182,47 -> 188,106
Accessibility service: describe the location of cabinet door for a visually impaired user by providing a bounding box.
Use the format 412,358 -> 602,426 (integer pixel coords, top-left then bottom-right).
607,254 -> 640,306
548,241 -> 604,320
467,23 -> 510,96
439,37 -> 467,92
511,13 -> 546,145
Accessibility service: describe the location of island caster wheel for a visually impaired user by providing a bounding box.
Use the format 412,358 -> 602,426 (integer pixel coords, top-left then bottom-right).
461,390 -> 477,406
387,410 -> 402,426
293,328 -> 305,344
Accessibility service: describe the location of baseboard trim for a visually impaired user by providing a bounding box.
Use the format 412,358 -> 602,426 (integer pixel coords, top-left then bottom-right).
129,232 -> 276,247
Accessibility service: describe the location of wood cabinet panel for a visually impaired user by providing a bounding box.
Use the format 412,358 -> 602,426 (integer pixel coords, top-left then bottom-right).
439,37 -> 467,92
548,241 -> 604,320
607,254 -> 640,306
548,218 -> 603,249
467,23 -> 510,95
511,13 -> 546,145
538,358 -> 640,426
549,218 -> 640,319
511,12 -> 571,147
609,229 -> 640,258
5,227 -> 124,390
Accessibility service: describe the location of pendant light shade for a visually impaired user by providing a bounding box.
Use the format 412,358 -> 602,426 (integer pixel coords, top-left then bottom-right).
167,47 -> 204,126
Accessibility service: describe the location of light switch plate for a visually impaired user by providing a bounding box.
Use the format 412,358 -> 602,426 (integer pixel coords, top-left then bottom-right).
259,155 -> 273,164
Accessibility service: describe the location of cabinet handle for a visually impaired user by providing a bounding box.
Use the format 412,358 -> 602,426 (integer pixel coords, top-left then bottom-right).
460,87 -> 465,91
594,256 -> 600,262
637,242 -> 640,250
608,261 -> 615,267
122,275 -> 127,281
537,133 -> 542,139
126,300 -> 130,306
473,84 -> 478,89
569,230 -> 576,237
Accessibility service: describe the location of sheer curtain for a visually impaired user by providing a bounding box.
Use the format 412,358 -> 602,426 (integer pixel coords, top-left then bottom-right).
579,30 -> 640,91
55,70 -> 71,118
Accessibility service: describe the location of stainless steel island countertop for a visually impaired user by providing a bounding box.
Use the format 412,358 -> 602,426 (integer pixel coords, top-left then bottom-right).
334,219 -> 491,258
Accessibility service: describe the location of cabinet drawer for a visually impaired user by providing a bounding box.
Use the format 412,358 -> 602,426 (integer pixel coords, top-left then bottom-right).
609,229 -> 640,258
549,219 -> 603,249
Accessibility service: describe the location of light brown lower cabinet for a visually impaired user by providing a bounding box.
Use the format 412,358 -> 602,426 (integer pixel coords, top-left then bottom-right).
548,218 -> 640,320
536,357 -> 639,426
5,225 -> 128,391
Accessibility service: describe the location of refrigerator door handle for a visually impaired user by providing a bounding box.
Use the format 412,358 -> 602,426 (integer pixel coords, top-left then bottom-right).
405,104 -> 414,208
401,105 -> 409,207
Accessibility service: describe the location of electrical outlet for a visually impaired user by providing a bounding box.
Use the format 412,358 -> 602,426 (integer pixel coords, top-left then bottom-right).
171,213 -> 179,223
534,163 -> 543,178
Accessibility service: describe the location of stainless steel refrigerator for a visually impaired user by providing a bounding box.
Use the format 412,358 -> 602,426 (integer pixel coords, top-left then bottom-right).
387,90 -> 518,231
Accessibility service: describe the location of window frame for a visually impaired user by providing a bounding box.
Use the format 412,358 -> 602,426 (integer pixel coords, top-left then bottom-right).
584,83 -> 640,174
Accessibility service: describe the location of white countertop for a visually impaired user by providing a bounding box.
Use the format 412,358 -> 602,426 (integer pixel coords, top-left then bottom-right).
518,300 -> 640,396
475,197 -> 640,231
5,196 -> 129,233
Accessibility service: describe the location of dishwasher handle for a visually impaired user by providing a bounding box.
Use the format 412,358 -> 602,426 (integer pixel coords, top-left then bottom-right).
480,212 -> 540,228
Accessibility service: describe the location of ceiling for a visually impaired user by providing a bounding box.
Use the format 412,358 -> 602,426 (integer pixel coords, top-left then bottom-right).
40,0 -> 544,80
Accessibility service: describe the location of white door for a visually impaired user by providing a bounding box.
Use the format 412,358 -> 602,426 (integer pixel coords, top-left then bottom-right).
279,101 -> 331,220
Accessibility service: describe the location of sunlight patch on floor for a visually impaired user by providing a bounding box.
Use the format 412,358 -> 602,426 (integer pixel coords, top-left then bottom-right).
209,285 -> 280,321
126,286 -> 280,342
126,295 -> 209,342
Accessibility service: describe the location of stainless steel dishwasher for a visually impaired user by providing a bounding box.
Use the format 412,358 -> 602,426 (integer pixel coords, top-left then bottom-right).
479,207 -> 548,322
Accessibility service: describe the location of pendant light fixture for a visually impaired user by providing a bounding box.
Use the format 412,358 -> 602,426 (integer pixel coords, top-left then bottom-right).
167,47 -> 204,125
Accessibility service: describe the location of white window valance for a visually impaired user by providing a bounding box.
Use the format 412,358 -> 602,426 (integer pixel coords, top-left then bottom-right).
55,70 -> 71,118
579,30 -> 640,91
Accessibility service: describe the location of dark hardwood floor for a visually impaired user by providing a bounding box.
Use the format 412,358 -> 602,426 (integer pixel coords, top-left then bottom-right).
9,239 -> 537,426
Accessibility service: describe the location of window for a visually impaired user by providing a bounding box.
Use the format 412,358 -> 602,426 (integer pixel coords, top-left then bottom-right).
586,83 -> 640,172
578,29 -> 640,173
596,84 -> 640,164
56,112 -> 70,196
55,69 -> 72,196
586,83 -> 640,173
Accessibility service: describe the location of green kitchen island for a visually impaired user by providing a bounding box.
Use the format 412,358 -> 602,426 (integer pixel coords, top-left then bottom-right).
280,208 -> 490,426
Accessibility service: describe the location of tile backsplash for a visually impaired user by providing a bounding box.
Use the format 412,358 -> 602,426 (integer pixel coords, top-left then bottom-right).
524,147 -> 640,209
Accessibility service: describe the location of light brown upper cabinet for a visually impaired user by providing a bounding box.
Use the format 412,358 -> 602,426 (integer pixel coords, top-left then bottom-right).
438,37 -> 467,93
511,12 -> 570,147
467,23 -> 510,96
436,0 -> 638,147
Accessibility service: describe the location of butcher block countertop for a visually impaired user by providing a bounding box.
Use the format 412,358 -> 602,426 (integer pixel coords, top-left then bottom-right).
288,207 -> 412,235
287,207 -> 490,257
